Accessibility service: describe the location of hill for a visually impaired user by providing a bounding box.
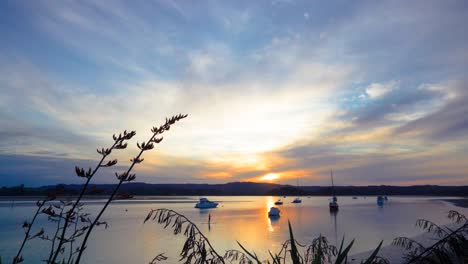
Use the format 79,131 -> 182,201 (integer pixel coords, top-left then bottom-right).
1,182 -> 467,197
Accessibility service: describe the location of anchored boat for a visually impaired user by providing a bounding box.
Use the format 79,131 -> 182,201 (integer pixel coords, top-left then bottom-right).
195,198 -> 218,209
292,197 -> 302,203
292,176 -> 302,203
329,169 -> 339,211
377,196 -> 385,206
268,207 -> 281,217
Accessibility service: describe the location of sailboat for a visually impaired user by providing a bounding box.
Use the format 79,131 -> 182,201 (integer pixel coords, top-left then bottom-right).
292,176 -> 302,203
329,169 -> 339,211
275,181 -> 284,205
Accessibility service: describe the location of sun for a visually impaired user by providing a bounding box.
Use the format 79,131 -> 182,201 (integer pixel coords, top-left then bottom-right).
259,173 -> 280,181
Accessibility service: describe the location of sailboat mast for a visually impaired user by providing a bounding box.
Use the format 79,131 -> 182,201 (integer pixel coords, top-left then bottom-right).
331,169 -> 335,197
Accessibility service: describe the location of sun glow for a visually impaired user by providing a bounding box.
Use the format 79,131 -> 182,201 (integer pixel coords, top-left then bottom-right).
259,173 -> 280,181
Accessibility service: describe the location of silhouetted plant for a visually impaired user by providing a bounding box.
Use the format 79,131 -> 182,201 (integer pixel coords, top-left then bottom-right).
74,114 -> 188,264
144,208 -> 225,264
392,210 -> 468,264
67,203 -> 85,264
42,200 -> 69,262
11,114 -> 187,264
224,249 -> 254,264
145,209 -> 387,264
149,253 -> 169,264
48,129 -> 136,264
36,200 -> 90,264
13,194 -> 55,264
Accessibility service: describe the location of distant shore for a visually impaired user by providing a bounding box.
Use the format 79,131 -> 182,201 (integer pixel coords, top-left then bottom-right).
443,198 -> 468,208
2,182 -> 468,197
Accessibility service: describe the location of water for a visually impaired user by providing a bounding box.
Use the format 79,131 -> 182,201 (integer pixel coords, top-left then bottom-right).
0,196 -> 466,263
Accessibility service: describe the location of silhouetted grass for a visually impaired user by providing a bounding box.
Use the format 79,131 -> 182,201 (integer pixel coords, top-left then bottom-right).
393,210 -> 468,264
145,208 -> 388,264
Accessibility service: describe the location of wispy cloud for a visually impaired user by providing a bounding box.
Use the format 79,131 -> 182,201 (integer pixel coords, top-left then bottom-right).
365,81 -> 397,99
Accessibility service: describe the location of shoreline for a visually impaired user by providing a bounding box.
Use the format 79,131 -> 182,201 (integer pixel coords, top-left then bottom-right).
442,198 -> 468,208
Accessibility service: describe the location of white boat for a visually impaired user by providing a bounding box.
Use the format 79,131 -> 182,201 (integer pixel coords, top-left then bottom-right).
268,207 -> 281,217
292,197 -> 302,203
329,169 -> 339,211
274,199 -> 283,205
195,198 -> 218,209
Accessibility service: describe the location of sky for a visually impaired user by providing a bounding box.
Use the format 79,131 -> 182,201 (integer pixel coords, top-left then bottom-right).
1,0 -> 468,187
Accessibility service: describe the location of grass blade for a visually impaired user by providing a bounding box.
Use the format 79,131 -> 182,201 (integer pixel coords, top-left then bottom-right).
288,220 -> 302,264
361,240 -> 383,264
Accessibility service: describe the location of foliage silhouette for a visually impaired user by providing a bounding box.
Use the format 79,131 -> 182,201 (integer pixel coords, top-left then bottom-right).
11,114 -> 187,264
145,208 -> 388,264
393,210 -> 468,264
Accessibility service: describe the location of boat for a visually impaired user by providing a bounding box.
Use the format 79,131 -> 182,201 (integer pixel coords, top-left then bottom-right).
268,207 -> 281,217
329,169 -> 339,211
292,197 -> 302,203
352,196 -> 358,199
116,192 -> 133,200
292,175 -> 302,203
275,181 -> 284,205
377,196 -> 385,206
195,198 -> 218,209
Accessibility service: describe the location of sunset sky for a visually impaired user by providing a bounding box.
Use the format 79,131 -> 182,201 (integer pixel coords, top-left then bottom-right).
1,1 -> 468,186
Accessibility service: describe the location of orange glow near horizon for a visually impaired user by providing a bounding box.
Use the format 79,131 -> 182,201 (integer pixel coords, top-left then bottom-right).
259,173 -> 280,181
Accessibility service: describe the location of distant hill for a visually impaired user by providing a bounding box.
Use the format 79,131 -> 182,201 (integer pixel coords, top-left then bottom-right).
1,182 -> 467,197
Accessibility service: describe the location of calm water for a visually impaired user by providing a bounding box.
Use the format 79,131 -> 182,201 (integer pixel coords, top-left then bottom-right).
0,196 -> 466,263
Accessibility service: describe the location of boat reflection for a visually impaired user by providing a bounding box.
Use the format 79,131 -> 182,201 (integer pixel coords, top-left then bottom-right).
330,210 -> 338,246
267,196 -> 275,232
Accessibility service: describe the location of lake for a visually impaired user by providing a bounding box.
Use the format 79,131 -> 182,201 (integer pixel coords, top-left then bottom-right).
0,196 -> 466,263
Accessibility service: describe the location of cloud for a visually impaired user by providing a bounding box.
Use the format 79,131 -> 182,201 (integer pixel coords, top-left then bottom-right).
394,80 -> 468,140
339,81 -> 447,130
0,51 -> 354,159
365,81 -> 397,99
269,137 -> 468,186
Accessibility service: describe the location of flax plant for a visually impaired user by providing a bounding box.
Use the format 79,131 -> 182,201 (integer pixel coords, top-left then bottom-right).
73,114 -> 188,264
12,114 -> 187,264
13,196 -> 54,264
48,130 -> 136,264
